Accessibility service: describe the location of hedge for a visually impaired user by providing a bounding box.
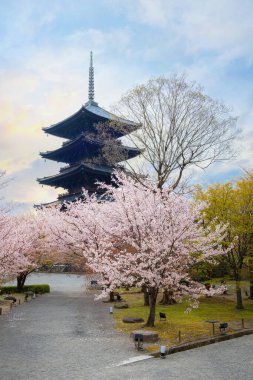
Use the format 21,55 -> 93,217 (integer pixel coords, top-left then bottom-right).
0,284 -> 50,294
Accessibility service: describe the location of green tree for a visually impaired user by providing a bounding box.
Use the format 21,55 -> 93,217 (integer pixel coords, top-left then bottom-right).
195,175 -> 253,309
236,172 -> 253,299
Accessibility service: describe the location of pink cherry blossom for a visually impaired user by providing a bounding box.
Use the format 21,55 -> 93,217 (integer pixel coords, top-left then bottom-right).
41,171 -> 230,326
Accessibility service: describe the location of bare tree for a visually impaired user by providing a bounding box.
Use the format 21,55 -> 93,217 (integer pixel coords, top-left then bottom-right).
0,170 -> 11,214
0,170 -> 8,190
114,75 -> 238,190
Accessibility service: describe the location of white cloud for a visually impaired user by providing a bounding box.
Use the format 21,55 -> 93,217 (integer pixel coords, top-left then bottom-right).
112,0 -> 253,62
180,1 -> 253,61
1,0 -> 253,205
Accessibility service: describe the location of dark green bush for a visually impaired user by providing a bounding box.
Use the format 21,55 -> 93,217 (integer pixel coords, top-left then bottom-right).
0,284 -> 50,294
190,258 -> 230,282
190,262 -> 213,282
211,260 -> 230,278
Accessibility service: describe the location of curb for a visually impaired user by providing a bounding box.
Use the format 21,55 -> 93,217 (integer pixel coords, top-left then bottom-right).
151,328 -> 253,357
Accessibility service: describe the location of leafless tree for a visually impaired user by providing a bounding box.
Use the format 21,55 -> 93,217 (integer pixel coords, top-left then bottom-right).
0,170 -> 11,214
114,75 -> 238,191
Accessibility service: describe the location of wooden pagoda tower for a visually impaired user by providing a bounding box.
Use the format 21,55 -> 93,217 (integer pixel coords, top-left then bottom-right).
38,52 -> 139,205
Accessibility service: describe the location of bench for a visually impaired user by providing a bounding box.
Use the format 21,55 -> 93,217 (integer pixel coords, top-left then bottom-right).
24,291 -> 34,301
114,292 -> 123,302
134,333 -> 144,350
219,322 -> 228,334
159,312 -> 166,321
4,296 -> 16,304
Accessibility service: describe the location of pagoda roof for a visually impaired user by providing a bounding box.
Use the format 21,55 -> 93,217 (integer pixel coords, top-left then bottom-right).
37,162 -> 114,190
34,189 -> 107,209
40,133 -> 140,164
43,102 -> 139,139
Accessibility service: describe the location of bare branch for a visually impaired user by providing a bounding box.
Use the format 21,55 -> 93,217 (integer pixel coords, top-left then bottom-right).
113,75 -> 238,190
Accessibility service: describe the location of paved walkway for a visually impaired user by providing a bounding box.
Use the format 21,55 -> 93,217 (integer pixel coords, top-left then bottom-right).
106,334 -> 253,380
0,290 -> 141,380
0,275 -> 252,380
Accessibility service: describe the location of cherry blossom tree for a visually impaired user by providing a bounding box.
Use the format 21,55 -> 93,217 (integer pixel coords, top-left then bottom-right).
0,171 -> 29,282
0,170 -> 52,285
0,213 -> 56,289
41,172 -> 229,326
39,208 -> 86,266
0,214 -> 31,283
15,213 -> 55,292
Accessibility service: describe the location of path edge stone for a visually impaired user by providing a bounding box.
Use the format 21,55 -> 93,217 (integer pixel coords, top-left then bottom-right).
151,328 -> 253,357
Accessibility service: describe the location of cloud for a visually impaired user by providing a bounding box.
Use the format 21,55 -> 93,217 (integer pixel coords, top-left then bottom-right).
111,0 -> 253,63
0,0 -> 253,206
179,1 -> 253,63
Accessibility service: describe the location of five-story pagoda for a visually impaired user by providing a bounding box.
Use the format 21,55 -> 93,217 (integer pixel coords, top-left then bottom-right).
38,52 -> 139,205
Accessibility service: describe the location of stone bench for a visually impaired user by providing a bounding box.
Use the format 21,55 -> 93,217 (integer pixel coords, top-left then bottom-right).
122,317 -> 144,323
130,330 -> 159,343
114,302 -> 129,309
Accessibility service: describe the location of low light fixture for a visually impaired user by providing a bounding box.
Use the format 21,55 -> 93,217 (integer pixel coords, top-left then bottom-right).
160,345 -> 166,359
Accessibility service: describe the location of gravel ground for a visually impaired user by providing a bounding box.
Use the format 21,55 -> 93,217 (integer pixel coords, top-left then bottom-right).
0,274 -> 252,380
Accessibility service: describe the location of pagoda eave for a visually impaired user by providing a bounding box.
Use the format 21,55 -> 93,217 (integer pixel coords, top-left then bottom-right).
37,163 -> 114,189
43,104 -> 140,139
40,134 -> 140,164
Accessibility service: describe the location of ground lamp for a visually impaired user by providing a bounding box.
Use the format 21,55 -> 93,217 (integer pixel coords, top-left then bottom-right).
160,345 -> 166,359
109,306 -> 113,314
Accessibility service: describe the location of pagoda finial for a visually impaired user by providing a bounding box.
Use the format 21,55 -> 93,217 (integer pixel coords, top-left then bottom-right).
89,51 -> 94,102
85,51 -> 98,106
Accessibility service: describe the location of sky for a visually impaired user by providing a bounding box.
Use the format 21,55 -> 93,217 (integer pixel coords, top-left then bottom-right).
0,0 -> 253,209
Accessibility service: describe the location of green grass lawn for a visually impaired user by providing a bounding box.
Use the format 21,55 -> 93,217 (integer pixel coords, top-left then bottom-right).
112,287 -> 253,351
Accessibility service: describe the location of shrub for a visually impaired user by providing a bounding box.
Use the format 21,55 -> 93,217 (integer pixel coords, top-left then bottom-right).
0,284 -> 50,294
190,262 -> 213,282
211,259 -> 230,278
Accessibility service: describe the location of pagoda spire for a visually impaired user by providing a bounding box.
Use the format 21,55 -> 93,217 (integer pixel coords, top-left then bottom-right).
86,51 -> 98,106
89,51 -> 95,101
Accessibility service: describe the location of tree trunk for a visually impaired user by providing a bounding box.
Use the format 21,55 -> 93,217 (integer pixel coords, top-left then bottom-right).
249,283 -> 253,299
16,272 -> 28,292
235,281 -> 244,310
145,288 -> 158,327
249,257 -> 253,299
142,286 -> 150,306
109,291 -> 115,302
159,290 -> 177,305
